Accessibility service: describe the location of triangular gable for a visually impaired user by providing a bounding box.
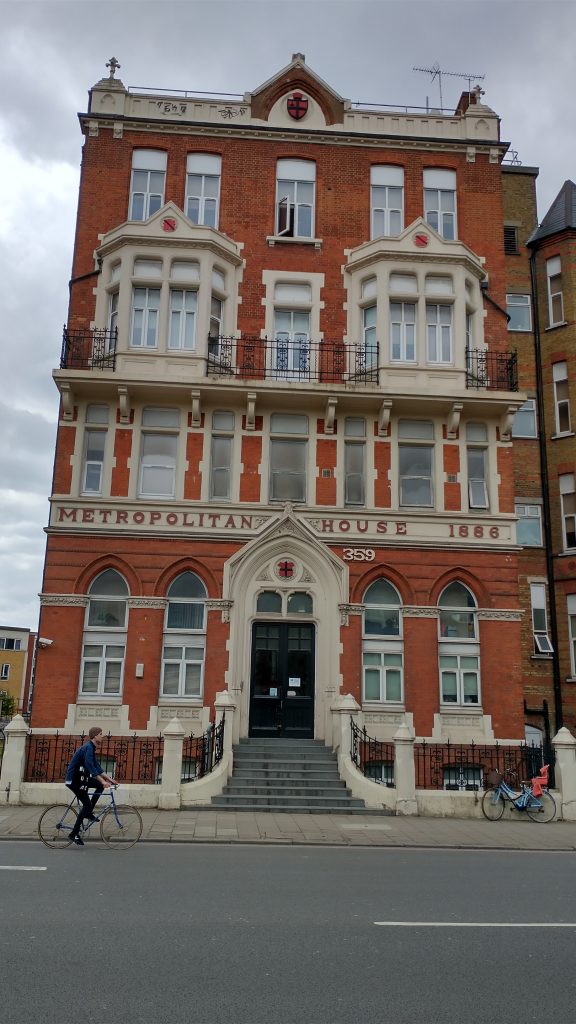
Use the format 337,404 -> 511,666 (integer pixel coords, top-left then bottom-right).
248,53 -> 346,126
346,217 -> 486,277
96,201 -> 243,264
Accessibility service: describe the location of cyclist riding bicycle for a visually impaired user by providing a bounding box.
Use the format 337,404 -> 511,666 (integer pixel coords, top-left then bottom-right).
65,726 -> 117,846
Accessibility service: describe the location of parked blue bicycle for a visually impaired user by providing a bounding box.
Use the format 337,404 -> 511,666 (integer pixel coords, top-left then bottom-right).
481,764 -> 556,823
38,786 -> 143,849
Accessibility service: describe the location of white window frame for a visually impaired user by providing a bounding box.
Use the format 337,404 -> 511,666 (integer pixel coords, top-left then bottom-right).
512,399 -> 537,439
275,159 -> 316,239
168,288 -> 197,350
568,594 -> 576,676
160,639 -> 205,699
467,446 -> 489,510
370,165 -> 404,238
439,650 -> 481,706
82,428 -> 107,496
344,427 -> 366,506
129,149 -> 166,221
80,639 -> 126,697
185,153 -> 221,228
210,411 -> 234,500
426,303 -> 453,363
1,664 -> 9,680
139,432 -> 178,498
130,287 -> 160,348
398,444 -> 434,508
530,583 -> 553,656
553,361 -> 571,434
390,300 -> 416,362
424,169 -> 457,239
362,649 -> 404,703
546,256 -> 564,326
560,474 -> 576,550
506,294 -> 532,332
515,503 -> 543,547
269,414 -> 308,504
273,307 -> 311,380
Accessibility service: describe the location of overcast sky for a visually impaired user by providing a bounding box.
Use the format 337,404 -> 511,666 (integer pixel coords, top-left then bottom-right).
1,0 -> 575,630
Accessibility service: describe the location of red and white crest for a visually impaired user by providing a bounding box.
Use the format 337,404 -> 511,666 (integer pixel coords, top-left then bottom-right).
287,92 -> 308,120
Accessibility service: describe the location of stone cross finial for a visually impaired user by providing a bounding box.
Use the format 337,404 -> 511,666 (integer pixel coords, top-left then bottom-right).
106,57 -> 121,78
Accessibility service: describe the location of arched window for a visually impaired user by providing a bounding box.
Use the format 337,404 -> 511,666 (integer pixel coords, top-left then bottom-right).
161,573 -> 207,699
438,582 -> 480,706
257,591 -> 282,613
362,579 -> 403,703
80,570 -> 129,697
287,593 -> 313,615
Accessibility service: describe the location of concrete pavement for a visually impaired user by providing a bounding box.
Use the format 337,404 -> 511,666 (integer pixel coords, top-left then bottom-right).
2,802 -> 576,848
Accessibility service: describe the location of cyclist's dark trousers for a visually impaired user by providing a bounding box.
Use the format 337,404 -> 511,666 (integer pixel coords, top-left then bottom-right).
67,780 -> 104,838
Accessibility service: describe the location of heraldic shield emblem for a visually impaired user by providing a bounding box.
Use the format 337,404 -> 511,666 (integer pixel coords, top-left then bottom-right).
287,91 -> 309,120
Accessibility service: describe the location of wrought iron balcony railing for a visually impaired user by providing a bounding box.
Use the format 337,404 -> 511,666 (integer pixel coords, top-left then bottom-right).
466,348 -> 518,391
207,335 -> 379,385
60,327 -> 117,370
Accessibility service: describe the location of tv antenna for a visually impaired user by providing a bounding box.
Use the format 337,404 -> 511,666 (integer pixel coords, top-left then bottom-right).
413,62 -> 485,110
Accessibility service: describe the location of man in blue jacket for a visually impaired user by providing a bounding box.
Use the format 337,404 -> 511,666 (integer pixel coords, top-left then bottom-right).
65,726 -> 117,846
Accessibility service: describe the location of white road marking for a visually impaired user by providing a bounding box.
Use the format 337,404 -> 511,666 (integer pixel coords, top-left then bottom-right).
374,921 -> 576,928
0,866 -> 47,872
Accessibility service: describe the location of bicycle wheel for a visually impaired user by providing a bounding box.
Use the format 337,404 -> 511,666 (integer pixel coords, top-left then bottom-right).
526,790 -> 556,823
100,805 -> 143,849
38,803 -> 77,849
482,788 -> 505,821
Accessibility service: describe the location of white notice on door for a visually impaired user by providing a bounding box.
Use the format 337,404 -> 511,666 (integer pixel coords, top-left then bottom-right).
288,677 -> 301,687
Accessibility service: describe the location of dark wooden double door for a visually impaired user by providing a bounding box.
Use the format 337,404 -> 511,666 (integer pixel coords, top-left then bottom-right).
249,622 -> 315,738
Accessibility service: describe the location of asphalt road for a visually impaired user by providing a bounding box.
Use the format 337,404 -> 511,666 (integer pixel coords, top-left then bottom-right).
1,842 -> 575,1024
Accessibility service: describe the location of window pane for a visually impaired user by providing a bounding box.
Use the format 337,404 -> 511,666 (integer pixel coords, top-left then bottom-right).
167,603 -> 204,629
385,670 -> 402,702
81,662 -> 99,693
88,600 -> 126,628
162,663 -> 180,695
168,573 -> 206,599
184,663 -> 202,696
103,663 -> 122,694
256,591 -> 282,613
364,670 -> 381,701
364,608 -> 399,636
441,671 -> 458,702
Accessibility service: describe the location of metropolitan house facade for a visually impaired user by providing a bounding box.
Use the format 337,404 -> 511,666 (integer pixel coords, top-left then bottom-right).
31,54 -> 559,744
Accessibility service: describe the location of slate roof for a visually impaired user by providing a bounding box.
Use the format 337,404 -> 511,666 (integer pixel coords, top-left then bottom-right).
528,180 -> 576,244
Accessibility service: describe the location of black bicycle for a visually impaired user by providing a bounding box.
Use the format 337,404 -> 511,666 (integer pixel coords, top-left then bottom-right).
38,786 -> 143,849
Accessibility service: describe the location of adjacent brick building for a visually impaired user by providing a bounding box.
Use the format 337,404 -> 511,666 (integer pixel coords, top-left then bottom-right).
32,54 -> 541,744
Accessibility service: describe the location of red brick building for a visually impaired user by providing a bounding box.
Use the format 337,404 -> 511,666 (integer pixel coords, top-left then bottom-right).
32,55 -> 534,743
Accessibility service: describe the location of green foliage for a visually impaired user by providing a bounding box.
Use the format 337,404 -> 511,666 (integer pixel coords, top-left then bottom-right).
0,690 -> 16,717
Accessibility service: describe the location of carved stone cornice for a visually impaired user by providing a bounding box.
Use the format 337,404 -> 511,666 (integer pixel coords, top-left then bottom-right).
403,606 -> 438,617
127,598 -> 167,610
339,603 -> 363,625
39,594 -> 89,607
205,599 -> 233,622
478,608 -> 523,621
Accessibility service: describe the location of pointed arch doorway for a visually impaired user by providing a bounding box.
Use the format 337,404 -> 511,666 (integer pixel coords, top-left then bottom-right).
249,620 -> 315,737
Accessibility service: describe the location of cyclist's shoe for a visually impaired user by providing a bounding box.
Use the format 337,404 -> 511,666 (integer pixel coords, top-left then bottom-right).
87,815 -> 98,822
72,836 -> 85,846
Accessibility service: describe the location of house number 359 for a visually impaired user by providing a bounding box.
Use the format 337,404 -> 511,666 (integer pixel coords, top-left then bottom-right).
343,548 -> 375,561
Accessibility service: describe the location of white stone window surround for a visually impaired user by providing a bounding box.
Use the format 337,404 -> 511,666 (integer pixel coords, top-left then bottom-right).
205,408 -> 239,503
345,259 -> 481,370
370,165 -> 404,238
423,168 -> 457,240
261,270 -> 325,367
72,404 -> 113,500
95,246 -> 239,359
465,422 -> 491,512
129,149 -> 167,222
129,406 -> 187,501
339,416 -> 372,508
392,418 -> 440,512
185,152 -> 222,229
80,404 -> 110,498
275,158 -> 316,240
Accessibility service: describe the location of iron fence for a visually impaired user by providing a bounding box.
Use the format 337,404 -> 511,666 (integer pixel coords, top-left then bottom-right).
465,348 -> 518,391
60,327 -> 117,370
350,718 -> 395,786
24,733 -> 163,784
414,740 -> 555,791
207,335 -> 379,385
182,716 -> 226,780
